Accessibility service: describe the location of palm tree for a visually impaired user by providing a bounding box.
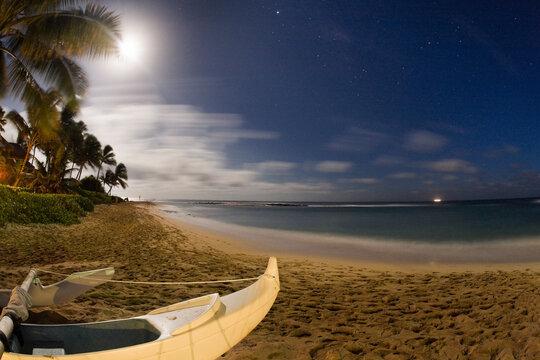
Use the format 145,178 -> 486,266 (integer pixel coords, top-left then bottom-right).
0,1 -> 121,108
100,168 -> 115,194
8,90 -> 61,186
29,148 -> 73,193
96,144 -> 116,178
102,162 -> 127,195
58,103 -> 86,176
74,133 -> 101,180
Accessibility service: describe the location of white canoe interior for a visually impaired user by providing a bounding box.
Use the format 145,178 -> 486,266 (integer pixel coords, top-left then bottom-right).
3,257 -> 279,360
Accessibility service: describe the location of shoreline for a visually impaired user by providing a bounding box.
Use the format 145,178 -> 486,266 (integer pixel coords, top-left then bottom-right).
149,202 -> 540,271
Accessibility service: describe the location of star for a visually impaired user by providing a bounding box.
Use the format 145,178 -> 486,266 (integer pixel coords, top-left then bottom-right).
276,10 -> 280,15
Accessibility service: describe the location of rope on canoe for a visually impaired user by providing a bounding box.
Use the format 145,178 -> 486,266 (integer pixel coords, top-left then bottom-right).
33,268 -> 265,286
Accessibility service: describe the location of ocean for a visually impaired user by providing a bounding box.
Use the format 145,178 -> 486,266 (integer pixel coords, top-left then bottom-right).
158,198 -> 540,263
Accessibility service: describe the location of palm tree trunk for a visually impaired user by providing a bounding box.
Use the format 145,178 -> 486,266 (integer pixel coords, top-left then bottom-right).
31,147 -> 36,166
97,160 -> 103,178
13,135 -> 37,187
70,162 -> 76,177
76,163 -> 84,180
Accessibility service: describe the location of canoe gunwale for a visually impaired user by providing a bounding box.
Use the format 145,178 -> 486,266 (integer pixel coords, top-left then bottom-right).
5,257 -> 280,359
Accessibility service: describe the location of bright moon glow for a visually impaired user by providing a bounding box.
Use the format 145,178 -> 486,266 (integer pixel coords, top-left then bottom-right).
433,198 -> 442,203
119,36 -> 142,60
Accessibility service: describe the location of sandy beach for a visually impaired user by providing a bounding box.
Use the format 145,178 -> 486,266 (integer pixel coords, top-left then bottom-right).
1,203 -> 539,359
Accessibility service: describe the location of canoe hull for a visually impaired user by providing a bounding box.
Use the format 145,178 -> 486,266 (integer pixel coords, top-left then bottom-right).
4,258 -> 279,360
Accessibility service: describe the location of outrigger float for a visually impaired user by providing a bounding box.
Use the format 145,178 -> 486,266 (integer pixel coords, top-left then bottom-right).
0,257 -> 279,359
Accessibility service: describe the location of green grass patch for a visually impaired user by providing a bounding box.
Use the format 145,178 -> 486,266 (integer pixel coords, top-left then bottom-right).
0,185 -> 94,226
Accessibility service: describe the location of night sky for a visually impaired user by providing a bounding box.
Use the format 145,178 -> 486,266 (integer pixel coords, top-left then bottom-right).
7,1 -> 539,201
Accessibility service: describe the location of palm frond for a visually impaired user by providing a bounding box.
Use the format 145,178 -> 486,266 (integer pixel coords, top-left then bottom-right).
5,49 -> 46,109
83,133 -> 102,169
25,89 -> 61,140
102,144 -> 117,166
26,1 -> 89,14
23,3 -> 121,59
6,110 -> 30,136
26,55 -> 88,101
115,162 -> 128,180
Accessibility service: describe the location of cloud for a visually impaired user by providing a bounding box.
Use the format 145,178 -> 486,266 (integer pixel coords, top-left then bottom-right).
372,155 -> 406,166
245,161 -> 297,172
327,127 -> 392,153
315,161 -> 353,173
484,144 -> 519,158
404,130 -> 448,152
388,172 -> 418,179
420,158 -> 477,174
442,175 -> 459,181
341,178 -> 379,184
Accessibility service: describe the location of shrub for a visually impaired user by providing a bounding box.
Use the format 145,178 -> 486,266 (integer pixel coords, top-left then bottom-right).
110,196 -> 125,203
55,194 -> 94,213
0,185 -> 93,226
77,189 -> 112,204
15,193 -> 79,224
80,176 -> 105,193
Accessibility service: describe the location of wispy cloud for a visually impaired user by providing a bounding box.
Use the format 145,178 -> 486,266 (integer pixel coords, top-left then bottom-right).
404,130 -> 448,152
245,161 -> 297,172
484,144 -> 519,158
420,158 -> 477,174
315,161 -> 353,173
372,155 -> 406,166
340,177 -> 379,184
327,127 -> 392,153
442,175 -> 459,181
388,172 -> 418,179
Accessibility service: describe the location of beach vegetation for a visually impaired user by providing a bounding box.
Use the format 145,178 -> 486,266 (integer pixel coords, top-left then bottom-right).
0,94 -> 128,197
101,163 -> 128,195
96,145 -> 117,179
0,1 -> 128,225
0,184 -> 90,226
77,188 -> 113,205
74,133 -> 102,180
80,175 -> 105,193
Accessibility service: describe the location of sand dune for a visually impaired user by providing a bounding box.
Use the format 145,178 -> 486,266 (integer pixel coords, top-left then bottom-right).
0,203 -> 539,359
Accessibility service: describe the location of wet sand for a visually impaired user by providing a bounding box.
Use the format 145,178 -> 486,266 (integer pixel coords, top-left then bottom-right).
1,203 -> 539,359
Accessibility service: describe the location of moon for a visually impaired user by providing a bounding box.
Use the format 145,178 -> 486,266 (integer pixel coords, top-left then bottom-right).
119,35 -> 142,60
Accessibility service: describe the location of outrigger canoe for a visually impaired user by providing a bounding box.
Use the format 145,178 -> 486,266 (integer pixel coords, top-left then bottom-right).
1,257 -> 279,359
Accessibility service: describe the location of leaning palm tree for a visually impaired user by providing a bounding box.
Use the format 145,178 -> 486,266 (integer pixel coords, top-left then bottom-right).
96,144 -> 116,178
102,162 -> 127,195
58,103 -> 86,176
74,133 -> 101,180
100,168 -> 115,194
0,1 -> 121,108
